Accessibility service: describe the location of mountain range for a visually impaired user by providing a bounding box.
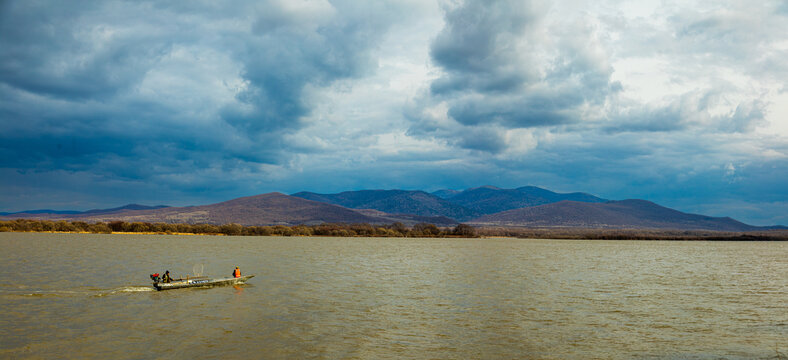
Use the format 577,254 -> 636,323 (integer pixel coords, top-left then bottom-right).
2,186 -> 782,231
0,204 -> 168,216
470,199 -> 759,231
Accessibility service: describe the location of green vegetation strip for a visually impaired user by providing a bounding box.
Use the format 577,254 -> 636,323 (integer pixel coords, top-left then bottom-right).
0,219 -> 477,238
2,219 -> 785,240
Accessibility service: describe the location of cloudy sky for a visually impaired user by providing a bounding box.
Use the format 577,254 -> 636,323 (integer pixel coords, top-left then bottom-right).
1,0 -> 786,225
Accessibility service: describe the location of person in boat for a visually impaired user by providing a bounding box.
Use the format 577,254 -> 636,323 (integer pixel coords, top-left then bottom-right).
162,270 -> 173,283
232,266 -> 241,278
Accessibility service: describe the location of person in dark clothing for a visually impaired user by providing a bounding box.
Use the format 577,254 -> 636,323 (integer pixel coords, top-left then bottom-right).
163,270 -> 173,283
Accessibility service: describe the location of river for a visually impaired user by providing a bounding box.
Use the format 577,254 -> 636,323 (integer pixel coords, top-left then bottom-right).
1,233 -> 786,359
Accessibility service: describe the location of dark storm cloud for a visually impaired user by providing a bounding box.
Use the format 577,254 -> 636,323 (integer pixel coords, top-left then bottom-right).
456,126 -> 506,153
447,94 -> 576,127
221,1 -> 394,135
414,0 -> 620,152
605,91 -> 768,134
429,0 -> 535,94
0,2 -> 171,101
0,0 -> 401,183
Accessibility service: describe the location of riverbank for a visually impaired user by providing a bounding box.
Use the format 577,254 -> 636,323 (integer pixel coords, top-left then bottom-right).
476,227 -> 788,241
0,219 -> 476,238
0,223 -> 788,241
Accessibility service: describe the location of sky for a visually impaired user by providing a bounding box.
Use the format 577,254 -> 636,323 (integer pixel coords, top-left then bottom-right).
1,0 -> 786,226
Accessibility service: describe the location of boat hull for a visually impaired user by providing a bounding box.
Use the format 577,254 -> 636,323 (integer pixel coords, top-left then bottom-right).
153,275 -> 254,291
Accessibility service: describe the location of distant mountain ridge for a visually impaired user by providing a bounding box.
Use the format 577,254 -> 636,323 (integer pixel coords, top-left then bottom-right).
2,186 -> 781,231
0,209 -> 82,216
294,185 -> 606,221
431,189 -> 461,199
0,204 -> 168,216
81,204 -> 170,215
1,193 -> 457,227
469,199 -> 760,231
444,185 -> 605,215
291,190 -> 480,221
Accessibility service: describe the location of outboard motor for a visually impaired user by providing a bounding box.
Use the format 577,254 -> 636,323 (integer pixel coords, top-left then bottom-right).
150,273 -> 160,282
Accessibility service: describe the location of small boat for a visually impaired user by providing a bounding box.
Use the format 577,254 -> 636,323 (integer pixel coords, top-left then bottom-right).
152,275 -> 254,291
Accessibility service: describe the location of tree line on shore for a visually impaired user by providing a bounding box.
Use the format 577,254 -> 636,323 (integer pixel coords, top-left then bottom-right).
0,219 -> 478,238
4,219 -> 784,240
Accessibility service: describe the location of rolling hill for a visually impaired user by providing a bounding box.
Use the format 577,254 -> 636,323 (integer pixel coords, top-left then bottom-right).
468,199 -> 759,231
431,189 -> 461,199
2,193 -> 456,226
444,185 -> 606,215
292,186 -> 606,220
291,190 -> 479,221
0,204 -> 168,217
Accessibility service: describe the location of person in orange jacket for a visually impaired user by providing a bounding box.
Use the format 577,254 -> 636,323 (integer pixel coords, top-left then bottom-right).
232,266 -> 241,278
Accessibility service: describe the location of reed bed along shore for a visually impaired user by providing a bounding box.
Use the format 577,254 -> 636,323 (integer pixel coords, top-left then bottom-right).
2,219 -> 786,240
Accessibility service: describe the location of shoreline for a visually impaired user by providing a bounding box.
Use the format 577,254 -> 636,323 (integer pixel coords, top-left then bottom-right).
2,229 -> 787,241
476,227 -> 788,241
2,218 -> 786,240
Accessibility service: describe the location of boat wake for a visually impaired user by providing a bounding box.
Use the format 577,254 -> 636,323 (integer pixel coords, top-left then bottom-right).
94,286 -> 155,297
0,286 -> 155,298
0,289 -> 87,298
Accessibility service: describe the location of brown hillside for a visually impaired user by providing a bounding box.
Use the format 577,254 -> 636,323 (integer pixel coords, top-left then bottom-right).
17,193 -> 384,226
4,193 -> 460,226
469,200 -> 759,231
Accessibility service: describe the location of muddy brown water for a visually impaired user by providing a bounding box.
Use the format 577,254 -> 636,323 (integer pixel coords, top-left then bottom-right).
1,233 -> 786,359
